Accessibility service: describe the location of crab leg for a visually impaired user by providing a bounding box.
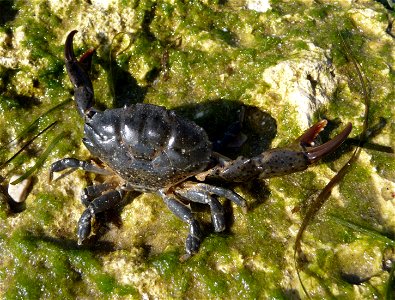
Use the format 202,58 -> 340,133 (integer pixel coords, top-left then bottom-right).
78,188 -> 126,244
65,30 -> 96,117
176,188 -> 226,232
159,190 -> 203,258
49,158 -> 112,181
175,182 -> 243,232
80,182 -> 118,207
197,121 -> 352,182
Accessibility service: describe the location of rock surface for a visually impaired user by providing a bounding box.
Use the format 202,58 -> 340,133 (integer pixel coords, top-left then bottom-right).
0,0 -> 394,298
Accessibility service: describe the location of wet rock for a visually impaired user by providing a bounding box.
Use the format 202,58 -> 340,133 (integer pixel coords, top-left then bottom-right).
8,175 -> 32,203
336,240 -> 382,284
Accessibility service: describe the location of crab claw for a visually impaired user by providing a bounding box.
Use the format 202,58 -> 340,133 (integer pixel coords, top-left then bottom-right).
65,30 -> 96,117
252,120 -> 352,179
295,120 -> 352,163
197,120 -> 352,182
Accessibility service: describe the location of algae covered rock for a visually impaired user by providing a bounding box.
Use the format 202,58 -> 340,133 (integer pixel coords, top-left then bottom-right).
0,0 -> 394,298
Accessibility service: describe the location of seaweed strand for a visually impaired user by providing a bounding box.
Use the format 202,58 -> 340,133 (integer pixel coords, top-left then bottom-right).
0,121 -> 58,170
10,131 -> 68,185
0,98 -> 71,152
294,31 -> 371,297
329,214 -> 395,245
109,32 -> 134,100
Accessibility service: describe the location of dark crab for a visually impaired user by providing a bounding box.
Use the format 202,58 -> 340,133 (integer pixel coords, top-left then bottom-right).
50,30 -> 352,258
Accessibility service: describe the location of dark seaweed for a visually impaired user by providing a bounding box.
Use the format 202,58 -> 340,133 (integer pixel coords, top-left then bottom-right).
294,31 -> 371,298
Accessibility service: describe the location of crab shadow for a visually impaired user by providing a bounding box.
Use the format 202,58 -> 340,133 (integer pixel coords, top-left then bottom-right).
174,99 -> 277,214
0,1 -> 18,26
16,230 -> 119,253
98,57 -> 148,108
320,116 -> 393,164
92,33 -> 148,108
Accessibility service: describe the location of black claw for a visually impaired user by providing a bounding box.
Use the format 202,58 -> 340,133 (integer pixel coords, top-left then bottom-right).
65,30 -> 78,62
64,30 -> 96,116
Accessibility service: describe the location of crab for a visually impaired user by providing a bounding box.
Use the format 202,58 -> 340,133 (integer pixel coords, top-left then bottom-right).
50,30 -> 352,258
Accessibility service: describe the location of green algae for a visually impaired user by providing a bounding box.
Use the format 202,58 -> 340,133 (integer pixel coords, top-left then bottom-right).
0,230 -> 138,299
150,240 -> 264,299
0,0 -> 394,298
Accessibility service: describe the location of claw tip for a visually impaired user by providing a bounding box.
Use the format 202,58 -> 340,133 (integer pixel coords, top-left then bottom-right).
318,119 -> 328,129
65,30 -> 78,61
306,121 -> 352,163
